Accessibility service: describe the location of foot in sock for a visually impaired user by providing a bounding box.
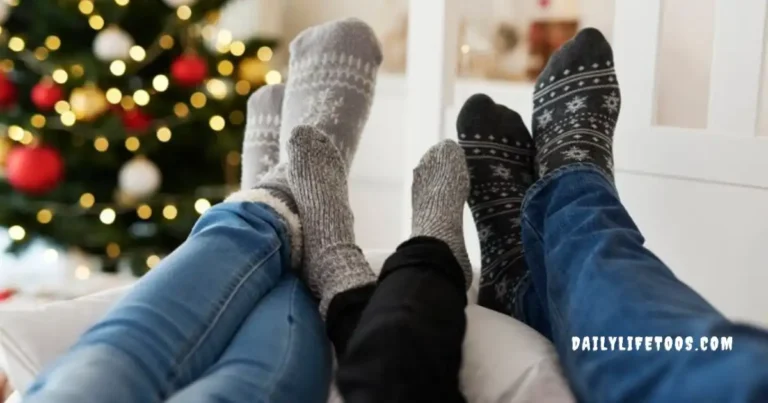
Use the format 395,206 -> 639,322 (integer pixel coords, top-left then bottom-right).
532,27 -> 620,180
281,18 -> 383,169
411,140 -> 473,290
458,94 -> 535,317
286,126 -> 376,317
241,84 -> 284,190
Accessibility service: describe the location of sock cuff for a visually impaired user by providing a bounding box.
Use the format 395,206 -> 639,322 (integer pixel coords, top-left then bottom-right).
314,244 -> 376,318
225,188 -> 302,270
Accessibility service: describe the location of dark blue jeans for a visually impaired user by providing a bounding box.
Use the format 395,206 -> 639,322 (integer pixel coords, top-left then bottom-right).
520,165 -> 768,402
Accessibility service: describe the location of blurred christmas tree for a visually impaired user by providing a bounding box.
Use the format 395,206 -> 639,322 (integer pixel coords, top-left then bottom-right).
0,0 -> 280,275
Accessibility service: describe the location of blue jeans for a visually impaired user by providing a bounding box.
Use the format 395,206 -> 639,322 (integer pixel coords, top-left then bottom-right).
24,202 -> 332,403
520,165 -> 768,402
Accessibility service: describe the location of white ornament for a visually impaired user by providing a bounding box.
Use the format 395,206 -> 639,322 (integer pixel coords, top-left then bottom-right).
0,2 -> 10,25
93,26 -> 134,61
119,157 -> 161,199
204,0 -> 286,51
162,0 -> 198,6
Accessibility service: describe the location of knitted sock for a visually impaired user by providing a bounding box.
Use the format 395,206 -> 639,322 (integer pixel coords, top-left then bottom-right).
532,28 -> 620,180
286,126 -> 376,317
227,85 -> 300,269
410,140 -> 473,290
281,18 -> 382,169
241,84 -> 284,190
458,93 -> 535,317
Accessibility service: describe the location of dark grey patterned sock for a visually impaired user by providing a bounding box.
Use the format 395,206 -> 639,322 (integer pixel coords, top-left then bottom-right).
532,28 -> 620,180
457,93 -> 535,318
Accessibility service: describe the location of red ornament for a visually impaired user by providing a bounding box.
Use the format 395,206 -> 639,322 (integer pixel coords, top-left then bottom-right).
121,108 -> 152,132
539,0 -> 551,7
31,80 -> 64,111
6,145 -> 64,194
171,54 -> 208,87
0,73 -> 17,109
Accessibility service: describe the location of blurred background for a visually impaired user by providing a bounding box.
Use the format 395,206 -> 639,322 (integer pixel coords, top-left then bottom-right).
0,0 -> 757,311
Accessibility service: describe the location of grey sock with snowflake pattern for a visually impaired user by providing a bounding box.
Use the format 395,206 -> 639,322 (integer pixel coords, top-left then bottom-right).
241,84 -> 284,190
458,94 -> 534,317
532,28 -> 620,180
281,18 -> 383,170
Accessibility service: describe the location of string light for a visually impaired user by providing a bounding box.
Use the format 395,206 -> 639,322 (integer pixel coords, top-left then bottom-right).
137,204 -> 152,219
133,90 -> 150,106
129,45 -> 146,62
226,151 -> 240,166
174,103 -> 190,118
217,60 -> 234,76
206,79 -> 228,100
37,209 -> 53,224
190,92 -> 207,108
31,114 -> 46,128
217,30 -> 233,46
146,255 -> 161,269
75,265 -> 91,280
8,225 -> 25,241
121,95 -> 135,110
195,199 -> 211,214
265,70 -> 282,85
163,205 -> 178,220
115,0 -> 129,6
71,64 -> 85,77
7,125 -> 23,141
20,131 -> 34,145
106,243 -> 121,258
44,249 -> 58,263
0,60 -> 13,72
61,111 -> 76,126
209,115 -> 225,131
156,127 -> 172,142
34,47 -> 49,61
45,36 -> 61,50
94,136 -> 109,152
80,193 -> 95,208
54,100 -> 70,114
110,60 -> 126,76
201,25 -> 216,40
159,35 -> 174,49
106,88 -> 122,104
8,37 -> 25,52
153,75 -> 169,92
257,46 -> 273,62
229,41 -> 245,56
229,110 -> 244,125
125,136 -> 140,152
177,6 -> 192,20
235,80 -> 250,96
78,0 -> 94,14
52,69 -> 68,84
100,208 -> 116,224
89,15 -> 105,30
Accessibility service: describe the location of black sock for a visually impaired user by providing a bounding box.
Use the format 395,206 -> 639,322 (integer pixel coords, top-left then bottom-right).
532,28 -> 620,180
457,93 -> 534,318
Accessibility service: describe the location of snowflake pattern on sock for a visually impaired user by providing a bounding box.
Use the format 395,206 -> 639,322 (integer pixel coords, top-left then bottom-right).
458,94 -> 535,318
532,28 -> 620,181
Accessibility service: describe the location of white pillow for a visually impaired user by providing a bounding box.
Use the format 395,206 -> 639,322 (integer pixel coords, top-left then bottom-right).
0,252 -> 573,403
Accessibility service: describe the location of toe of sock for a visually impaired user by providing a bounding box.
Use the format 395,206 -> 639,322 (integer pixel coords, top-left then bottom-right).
290,18 -> 383,67
536,27 -> 614,91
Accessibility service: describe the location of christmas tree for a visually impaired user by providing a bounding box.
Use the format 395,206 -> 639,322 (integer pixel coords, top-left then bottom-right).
0,0 -> 279,275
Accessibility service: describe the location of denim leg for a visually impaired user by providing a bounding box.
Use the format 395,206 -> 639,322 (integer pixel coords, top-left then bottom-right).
521,165 -> 768,402
25,202 -> 291,403
166,274 -> 332,403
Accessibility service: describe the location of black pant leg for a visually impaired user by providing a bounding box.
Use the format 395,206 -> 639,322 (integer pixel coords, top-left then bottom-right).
335,237 -> 468,403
